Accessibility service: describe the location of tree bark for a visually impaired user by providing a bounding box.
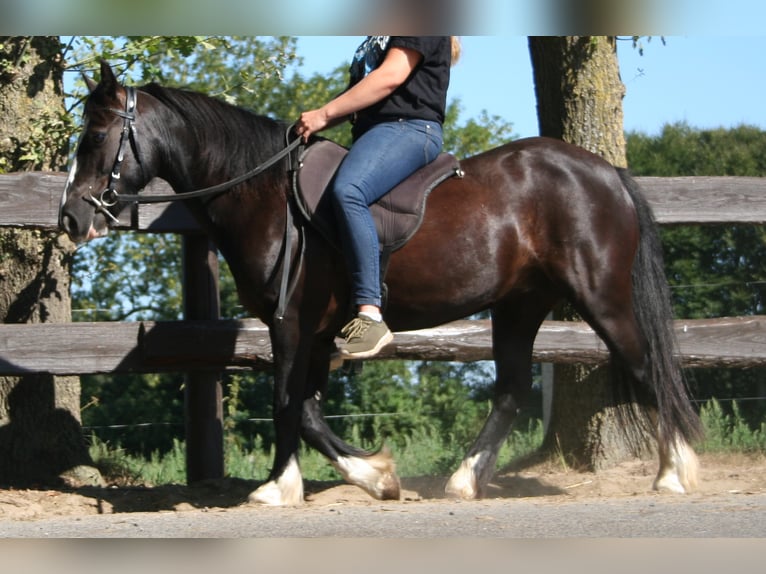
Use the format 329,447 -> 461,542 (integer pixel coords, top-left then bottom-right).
0,36 -> 102,486
529,36 -> 627,167
528,36 -> 654,470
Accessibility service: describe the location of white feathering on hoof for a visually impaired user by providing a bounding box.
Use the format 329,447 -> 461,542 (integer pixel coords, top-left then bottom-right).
247,455 -> 304,506
332,447 -> 401,500
445,453 -> 481,500
653,436 -> 699,494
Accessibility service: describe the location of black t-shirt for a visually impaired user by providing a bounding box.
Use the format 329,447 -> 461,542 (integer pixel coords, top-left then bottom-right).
349,36 -> 451,137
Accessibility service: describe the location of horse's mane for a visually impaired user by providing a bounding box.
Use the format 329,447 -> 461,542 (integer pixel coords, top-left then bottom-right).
139,82 -> 290,177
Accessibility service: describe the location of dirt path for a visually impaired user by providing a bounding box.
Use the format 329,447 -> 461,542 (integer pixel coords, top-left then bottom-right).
1,452 -> 764,524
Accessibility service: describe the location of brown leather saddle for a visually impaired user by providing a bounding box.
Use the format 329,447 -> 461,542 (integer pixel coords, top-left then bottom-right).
292,140 -> 463,252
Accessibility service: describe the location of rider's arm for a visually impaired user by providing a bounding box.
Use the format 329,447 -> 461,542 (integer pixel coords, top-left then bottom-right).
296,46 -> 422,141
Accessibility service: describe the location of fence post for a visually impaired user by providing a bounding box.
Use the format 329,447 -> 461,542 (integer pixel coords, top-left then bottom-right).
182,234 -> 224,483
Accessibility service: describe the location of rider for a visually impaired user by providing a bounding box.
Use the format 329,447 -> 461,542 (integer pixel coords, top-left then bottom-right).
295,36 -> 459,358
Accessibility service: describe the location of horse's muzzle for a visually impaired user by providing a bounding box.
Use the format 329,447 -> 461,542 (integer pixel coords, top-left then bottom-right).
59,200 -> 108,243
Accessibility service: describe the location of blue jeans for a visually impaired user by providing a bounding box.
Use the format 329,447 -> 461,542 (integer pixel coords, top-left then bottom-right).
332,118 -> 443,308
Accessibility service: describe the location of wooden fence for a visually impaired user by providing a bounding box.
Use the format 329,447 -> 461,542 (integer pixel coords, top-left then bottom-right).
2,171 -> 766,480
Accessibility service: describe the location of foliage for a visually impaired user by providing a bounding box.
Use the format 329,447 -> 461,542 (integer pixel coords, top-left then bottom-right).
698,399 -> 766,453
443,101 -> 517,158
66,36 -> 249,86
627,122 -> 766,178
324,360 -> 495,449
0,37 -> 73,172
14,107 -> 73,171
72,233 -> 184,322
82,372 -> 185,457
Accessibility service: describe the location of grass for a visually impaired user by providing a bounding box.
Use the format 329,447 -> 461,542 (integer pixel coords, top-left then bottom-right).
88,400 -> 763,486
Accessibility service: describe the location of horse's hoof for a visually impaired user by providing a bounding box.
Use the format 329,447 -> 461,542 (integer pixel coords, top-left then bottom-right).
377,471 -> 401,500
445,454 -> 480,500
246,456 -> 304,506
333,448 -> 401,500
653,473 -> 686,494
247,480 -> 304,506
655,437 -> 699,494
445,482 -> 477,500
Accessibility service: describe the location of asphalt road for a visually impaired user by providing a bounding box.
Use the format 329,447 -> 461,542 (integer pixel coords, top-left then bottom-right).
2,492 -> 764,538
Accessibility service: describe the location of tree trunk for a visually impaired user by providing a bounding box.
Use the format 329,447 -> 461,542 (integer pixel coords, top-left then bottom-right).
0,36 -> 102,486
528,36 -> 654,470
529,36 -> 627,167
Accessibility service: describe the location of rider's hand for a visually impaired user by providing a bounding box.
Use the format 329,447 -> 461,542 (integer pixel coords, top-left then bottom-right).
295,108 -> 330,142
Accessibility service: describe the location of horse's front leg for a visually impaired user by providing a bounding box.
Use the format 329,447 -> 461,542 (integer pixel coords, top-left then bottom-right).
247,321 -> 311,506
446,302 -> 541,499
299,337 -> 400,500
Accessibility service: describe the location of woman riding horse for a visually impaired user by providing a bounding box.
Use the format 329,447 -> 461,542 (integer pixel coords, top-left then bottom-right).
59,60 -> 702,505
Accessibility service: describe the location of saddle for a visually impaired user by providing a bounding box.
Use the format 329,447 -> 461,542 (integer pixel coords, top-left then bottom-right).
292,140 -> 463,252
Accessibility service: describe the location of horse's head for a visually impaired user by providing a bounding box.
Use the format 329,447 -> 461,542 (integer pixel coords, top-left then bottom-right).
60,60 -> 150,243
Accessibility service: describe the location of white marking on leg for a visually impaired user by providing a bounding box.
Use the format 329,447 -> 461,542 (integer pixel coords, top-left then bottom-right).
333,448 -> 400,500
653,436 -> 699,494
445,453 -> 481,499
248,455 -> 304,506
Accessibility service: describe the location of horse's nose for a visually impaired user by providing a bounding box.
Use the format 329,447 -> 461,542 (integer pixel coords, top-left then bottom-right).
59,210 -> 78,240
59,204 -> 89,243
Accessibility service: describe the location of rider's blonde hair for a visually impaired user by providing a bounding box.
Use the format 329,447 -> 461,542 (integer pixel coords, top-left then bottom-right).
450,37 -> 461,66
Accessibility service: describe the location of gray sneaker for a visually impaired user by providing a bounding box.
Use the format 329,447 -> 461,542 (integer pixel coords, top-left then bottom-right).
339,315 -> 393,359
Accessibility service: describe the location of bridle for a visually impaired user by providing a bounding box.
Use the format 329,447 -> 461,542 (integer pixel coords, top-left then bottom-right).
74,84 -> 305,322
82,86 -> 141,224
82,85 -> 302,216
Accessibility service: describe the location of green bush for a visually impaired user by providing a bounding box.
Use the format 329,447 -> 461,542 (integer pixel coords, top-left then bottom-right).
698,398 -> 766,453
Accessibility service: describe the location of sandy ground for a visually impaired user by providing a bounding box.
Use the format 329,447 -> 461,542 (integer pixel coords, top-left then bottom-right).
1,452 -> 764,522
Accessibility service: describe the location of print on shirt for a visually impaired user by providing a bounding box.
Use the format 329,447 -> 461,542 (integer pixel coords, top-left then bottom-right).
349,36 -> 390,86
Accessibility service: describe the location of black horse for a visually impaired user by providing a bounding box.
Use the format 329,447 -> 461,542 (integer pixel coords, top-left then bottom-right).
59,61 -> 702,505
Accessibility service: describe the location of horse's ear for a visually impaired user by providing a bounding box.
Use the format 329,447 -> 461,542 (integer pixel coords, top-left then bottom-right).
98,59 -> 119,97
82,71 -> 98,93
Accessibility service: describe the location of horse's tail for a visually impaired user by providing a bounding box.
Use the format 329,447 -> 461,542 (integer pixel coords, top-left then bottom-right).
617,167 -> 704,448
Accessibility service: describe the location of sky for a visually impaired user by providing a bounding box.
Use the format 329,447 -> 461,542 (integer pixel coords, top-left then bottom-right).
293,35 -> 766,139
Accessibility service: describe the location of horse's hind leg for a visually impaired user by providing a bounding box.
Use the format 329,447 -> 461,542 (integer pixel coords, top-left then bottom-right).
302,398 -> 401,500
591,307 -> 699,493
446,298 -> 550,499
572,276 -> 699,494
300,338 -> 401,500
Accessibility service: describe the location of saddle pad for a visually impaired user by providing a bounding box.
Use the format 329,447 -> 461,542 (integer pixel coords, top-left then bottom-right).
294,140 -> 462,251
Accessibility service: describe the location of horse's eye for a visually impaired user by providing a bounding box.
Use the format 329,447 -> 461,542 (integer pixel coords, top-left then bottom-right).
91,132 -> 107,145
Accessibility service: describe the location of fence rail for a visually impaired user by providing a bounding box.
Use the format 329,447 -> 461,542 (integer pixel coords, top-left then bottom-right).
1,315 -> 765,377
4,172 -> 766,230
